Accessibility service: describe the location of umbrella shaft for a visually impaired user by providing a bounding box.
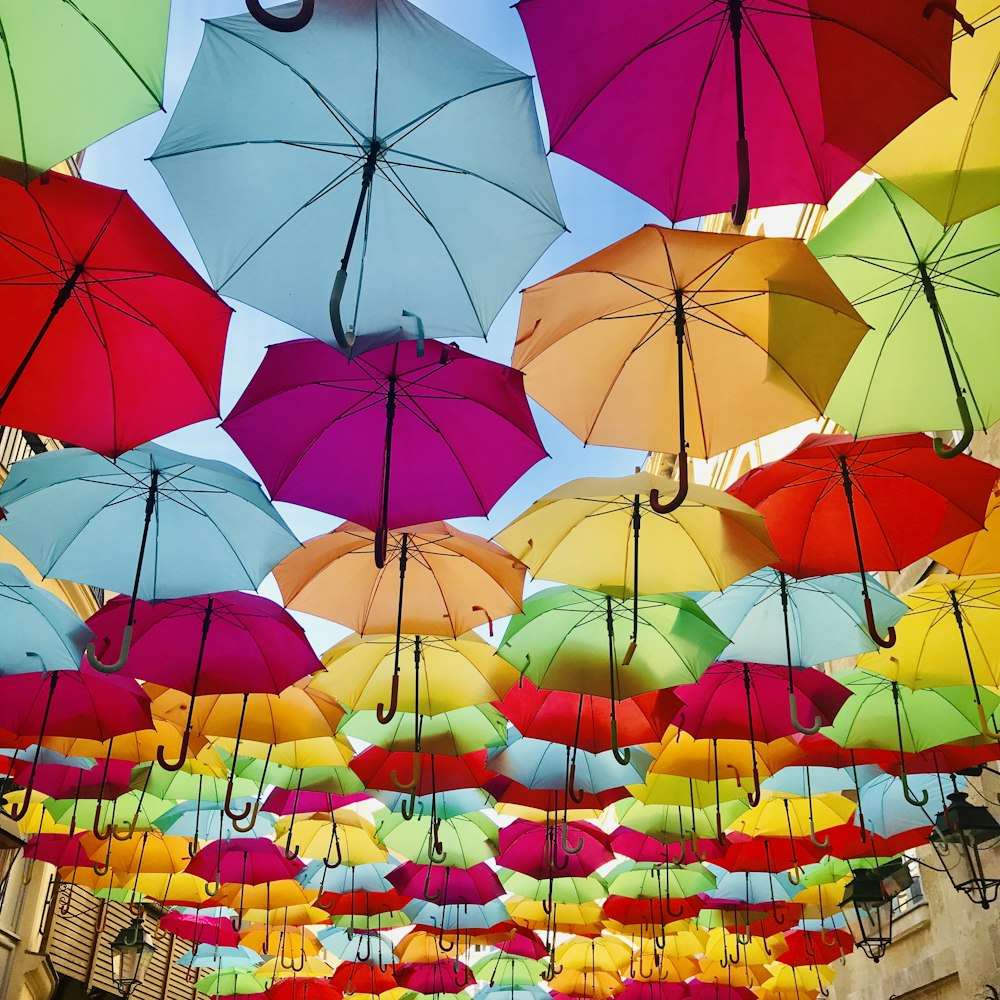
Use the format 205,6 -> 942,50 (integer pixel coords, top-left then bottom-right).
127,470 -> 160,622
727,1 -> 746,139
340,142 -> 381,272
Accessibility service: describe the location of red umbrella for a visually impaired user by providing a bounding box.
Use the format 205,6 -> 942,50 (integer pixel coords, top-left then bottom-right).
718,835 -> 824,874
322,889 -> 412,918
486,776 -> 627,813
729,432 -> 998,646
0,667 -> 151,819
158,912 -> 240,948
329,963 -> 397,996
351,747 -> 494,797
779,928 -> 854,967
498,820 -> 614,879
869,743 -> 1000,775
223,338 -> 546,566
496,680 -> 678,753
823,822 -> 931,861
266,981 -> 343,1000
609,828 -> 727,866
388,862 -> 504,906
672,661 -> 850,802
517,0 -> 953,224
603,895 -> 701,926
396,961 -> 474,994
0,172 -> 231,455
24,833 -> 91,869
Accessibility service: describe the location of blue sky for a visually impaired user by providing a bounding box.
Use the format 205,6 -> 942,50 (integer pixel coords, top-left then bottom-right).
81,1 -> 674,651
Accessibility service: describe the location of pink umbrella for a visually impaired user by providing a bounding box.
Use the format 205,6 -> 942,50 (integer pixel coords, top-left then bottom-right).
186,838 -> 304,894
223,339 -> 546,565
158,911 -> 240,948
517,0 -> 954,224
673,661 -> 851,803
687,985 -> 755,1000
388,862 -> 504,906
498,819 -> 613,879
498,929 -> 549,960
24,833 -> 91,868
0,667 -> 151,820
86,592 -> 321,774
262,788 -> 368,816
618,984 -> 689,1000
609,828 -> 728,865
396,960 -> 475,994
7,757 -> 133,802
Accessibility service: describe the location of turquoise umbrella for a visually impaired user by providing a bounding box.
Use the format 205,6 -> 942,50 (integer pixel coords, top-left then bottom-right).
151,0 -> 564,351
177,945 -> 262,970
316,926 -> 395,967
856,771 -> 964,839
370,787 -> 493,820
0,444 -> 298,670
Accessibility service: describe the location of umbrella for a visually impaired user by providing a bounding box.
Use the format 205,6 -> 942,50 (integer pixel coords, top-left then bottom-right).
196,969 -> 267,997
87,592 -> 321,770
0,443 -> 298,670
0,172 -> 232,455
0,562 -> 92,674
389,861 -> 503,906
498,820 -> 613,880
341,705 -> 508,758
870,2 -> 997,225
378,812 -> 497,870
495,473 -> 775,602
513,225 -> 866,503
856,771 -> 962,839
177,944 -> 263,970
316,926 -> 394,967
812,180 -> 1000,451
0,2 -> 168,182
152,0 -> 563,350
858,574 -> 1000,738
728,431 -> 998,645
517,0 -> 952,223
673,662 -> 850,802
275,520 -> 526,639
932,486 -> 1000,576
224,339 -> 545,566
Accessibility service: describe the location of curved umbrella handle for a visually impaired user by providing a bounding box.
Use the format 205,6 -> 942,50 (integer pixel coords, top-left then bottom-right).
376,670 -> 400,725
231,802 -> 260,834
391,753 -> 420,793
246,0 -> 315,32
863,596 -> 896,649
934,394 -> 975,458
329,268 -> 356,350
647,454 -> 688,515
92,815 -> 116,842
400,789 -> 417,821
664,894 -> 686,920
923,0 -> 976,34
204,880 -> 220,897
374,524 -> 389,570
747,761 -> 762,808
977,703 -> 1000,742
809,825 -> 831,850
786,867 -> 801,886
224,769 -> 253,823
820,927 -> 837,948
85,625 -> 133,674
610,717 -> 632,766
92,859 -> 110,877
789,689 -> 822,735
560,823 -> 584,855
324,827 -> 343,870
567,759 -> 585,805
731,137 -> 750,226
438,929 -> 456,954
687,829 -> 705,862
113,813 -> 140,841
901,770 -> 930,807
155,728 -> 191,772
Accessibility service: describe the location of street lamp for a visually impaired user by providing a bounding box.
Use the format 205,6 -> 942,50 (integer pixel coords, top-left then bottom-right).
110,916 -> 156,997
841,857 -> 913,963
928,789 -> 1000,909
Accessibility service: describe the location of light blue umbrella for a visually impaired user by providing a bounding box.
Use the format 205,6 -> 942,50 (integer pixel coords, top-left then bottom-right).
695,569 -> 907,667
296,859 -> 398,894
154,799 -> 277,845
151,0 -> 565,351
856,771 -> 964,839
370,787 -> 493,820
177,945 -> 262,970
0,444 -> 298,670
405,898 -> 510,931
2,745 -> 94,769
762,765 -> 883,797
478,986 -> 551,1000
488,735 -> 653,794
0,563 -> 93,674
316,927 -> 394,966
707,868 -> 797,907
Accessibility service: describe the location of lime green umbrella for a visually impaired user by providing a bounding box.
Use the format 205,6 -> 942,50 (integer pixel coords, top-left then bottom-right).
472,954 -> 548,988
797,855 -> 884,889
0,1 -> 169,183
812,180 -> 1000,454
605,860 -> 716,899
129,762 -> 257,804
613,798 -> 748,844
340,704 -> 509,756
377,812 -> 497,868
195,968 -> 265,997
45,792 -> 172,836
330,910 -> 413,930
498,869 -> 608,904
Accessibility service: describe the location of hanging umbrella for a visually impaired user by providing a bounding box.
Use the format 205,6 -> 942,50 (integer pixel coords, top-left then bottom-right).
224,339 -> 545,566
777,928 -> 853,967
378,812 -> 496,870
0,172 -> 232,455
196,969 -> 267,997
152,0 -> 563,350
276,520 -> 525,638
812,180 -> 1000,451
514,226 -> 866,503
341,704 -> 508,758
496,473 -> 775,602
855,771 -> 961,839
822,668 -> 999,806
0,2 -> 168,182
517,0 -> 952,223
471,952 -> 547,988
159,911 -> 242,949
87,592 -> 321,770
0,443 -> 298,670
728,431 -> 998,645
187,838 -> 304,892
870,2 -> 997,225
316,926 -> 395,967
177,944 -> 263,970
932,486 -> 1000,576
497,819 -> 613,880
389,861 -> 503,906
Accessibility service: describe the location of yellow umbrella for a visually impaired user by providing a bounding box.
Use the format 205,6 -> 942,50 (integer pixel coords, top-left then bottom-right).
628,944 -> 700,983
217,879 -> 317,913
764,963 -> 836,993
870,2 -> 999,225
258,957 -> 338,980
317,632 -> 518,716
241,925 -> 323,960
493,802 -> 601,823
704,928 -> 786,966
275,521 -> 526,637
273,813 -> 387,865
495,473 -> 775,596
628,773 -> 749,808
556,935 -> 633,974
79,831 -> 189,876
649,729 -> 803,780
932,488 -> 1000,576
513,226 -> 867,508
130,872 -> 212,908
43,720 -> 199,763
548,969 -> 624,999
728,792 -> 856,843
697,959 -> 767,990
242,904 -> 328,927
216,735 -> 355,770
793,879 -> 851,919
506,897 -> 604,933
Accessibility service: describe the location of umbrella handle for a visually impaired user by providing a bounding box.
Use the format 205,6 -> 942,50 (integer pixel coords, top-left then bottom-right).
863,596 -> 895,649
391,753 -> 420,793
374,524 -> 389,569
610,717 -> 632,766
731,138 -> 750,226
786,867 -> 801,885
329,268 -> 356,350
376,670 -> 400,725
92,859 -> 110,877
647,453 -> 688,514
85,625 -> 133,674
977,703 -> 1000,742
789,689 -> 823,735
246,0 -> 315,31
400,789 -> 418,821
900,770 -> 930,807
809,826 -> 830,850
323,826 -> 343,870
231,802 -> 260,834
155,728 -> 191,772
113,813 -> 140,841
204,880 -> 220,897
567,758 -> 585,805
560,823 -> 584,855
934,394 -> 975,458
923,0 -> 976,34
687,829 -> 705,863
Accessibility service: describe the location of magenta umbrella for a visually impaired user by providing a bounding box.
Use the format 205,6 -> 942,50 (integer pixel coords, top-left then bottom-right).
673,660 -> 851,804
223,339 -> 546,565
517,0 -> 954,224
86,592 -> 321,775
498,819 -> 614,879
396,960 -> 475,994
158,911 -> 241,948
609,827 -> 727,866
8,757 -> 133,802
687,985 -> 755,1000
262,788 -> 368,816
25,832 -> 91,868
0,667 -> 152,820
388,861 -> 504,906
186,837 -> 304,895
618,983 -> 690,1000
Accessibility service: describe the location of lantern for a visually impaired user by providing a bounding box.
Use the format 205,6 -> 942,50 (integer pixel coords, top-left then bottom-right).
110,916 -> 156,997
929,790 -> 1000,909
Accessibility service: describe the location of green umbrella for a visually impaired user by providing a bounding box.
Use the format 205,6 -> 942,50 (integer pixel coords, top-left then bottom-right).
498,869 -> 608,904
797,855 -> 884,889
0,1 -> 169,183
613,798 -> 748,846
129,763 -> 258,804
604,860 -> 716,900
330,910 -> 413,930
812,179 -> 1000,456
377,812 -> 497,868
195,968 -> 265,997
821,667 -> 1000,806
340,704 -> 509,756
471,954 -> 548,988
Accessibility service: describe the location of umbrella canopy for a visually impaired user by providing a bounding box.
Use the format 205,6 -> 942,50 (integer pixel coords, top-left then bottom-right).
490,737 -> 653,793
275,521 -> 526,636
341,705 -> 508,757
0,1 -> 168,182
517,0 -> 951,223
813,180 -> 1000,446
152,0 -> 564,350
0,172 -> 232,455
870,1 -> 1000,225
225,340 -> 545,560
513,226 -> 866,480
932,487 -> 1000,576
